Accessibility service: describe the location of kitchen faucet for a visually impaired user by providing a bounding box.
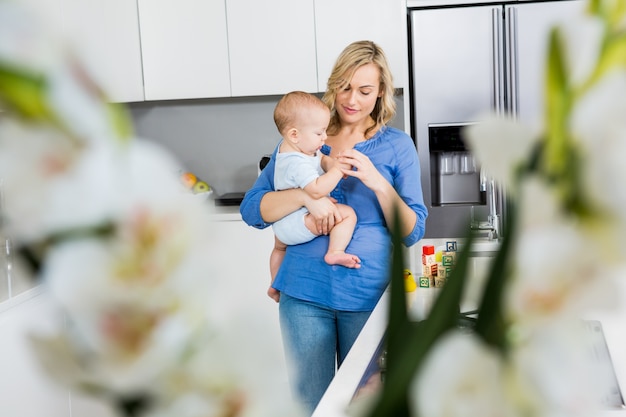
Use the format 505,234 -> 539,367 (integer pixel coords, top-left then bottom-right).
471,172 -> 502,241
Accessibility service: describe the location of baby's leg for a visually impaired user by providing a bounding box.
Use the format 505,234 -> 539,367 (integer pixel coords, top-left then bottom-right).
268,236 -> 286,302
324,204 -> 361,268
302,209 -> 360,268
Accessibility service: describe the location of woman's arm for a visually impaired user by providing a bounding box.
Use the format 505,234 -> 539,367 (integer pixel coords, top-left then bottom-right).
259,188 -> 310,223
371,180 -> 419,238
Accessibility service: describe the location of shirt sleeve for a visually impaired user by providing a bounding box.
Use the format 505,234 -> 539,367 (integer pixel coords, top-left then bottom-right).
393,131 -> 429,247
285,154 -> 322,190
239,145 -> 279,229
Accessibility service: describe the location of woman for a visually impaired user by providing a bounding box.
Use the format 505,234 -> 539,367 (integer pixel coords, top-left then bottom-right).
240,40 -> 427,414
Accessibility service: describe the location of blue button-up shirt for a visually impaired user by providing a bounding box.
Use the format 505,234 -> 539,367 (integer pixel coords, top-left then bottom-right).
240,126 -> 428,311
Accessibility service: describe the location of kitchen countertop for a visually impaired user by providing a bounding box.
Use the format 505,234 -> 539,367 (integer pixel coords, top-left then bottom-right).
313,280 -> 626,417
208,203 -> 243,222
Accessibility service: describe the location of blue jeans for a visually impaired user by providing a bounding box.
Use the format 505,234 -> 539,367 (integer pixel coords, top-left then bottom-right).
279,293 -> 372,415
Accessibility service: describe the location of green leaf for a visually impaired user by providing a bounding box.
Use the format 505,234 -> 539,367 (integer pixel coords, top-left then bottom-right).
106,102 -> 134,142
543,28 -> 571,180
385,206 -> 410,366
585,32 -> 626,89
473,198 -> 516,351
586,0 -> 626,26
605,0 -> 626,30
15,221 -> 117,279
376,205 -> 411,416
0,62 -> 54,121
586,0 -> 601,15
114,394 -> 153,417
47,221 -> 116,245
367,221 -> 475,417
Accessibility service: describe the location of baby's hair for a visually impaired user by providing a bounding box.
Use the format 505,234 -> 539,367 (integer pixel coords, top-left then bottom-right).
274,91 -> 329,135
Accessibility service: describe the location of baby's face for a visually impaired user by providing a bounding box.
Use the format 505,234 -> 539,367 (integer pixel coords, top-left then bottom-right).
296,107 -> 330,156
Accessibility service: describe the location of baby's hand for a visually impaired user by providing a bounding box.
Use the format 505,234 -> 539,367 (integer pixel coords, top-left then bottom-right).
337,160 -> 353,179
335,159 -> 353,172
325,156 -> 352,178
323,155 -> 351,171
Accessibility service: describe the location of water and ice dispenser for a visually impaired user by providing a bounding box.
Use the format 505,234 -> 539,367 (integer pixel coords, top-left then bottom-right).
423,123 -> 502,240
428,124 -> 485,206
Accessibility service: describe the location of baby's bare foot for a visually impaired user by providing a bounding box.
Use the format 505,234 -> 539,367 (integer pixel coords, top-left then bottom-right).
324,252 -> 361,268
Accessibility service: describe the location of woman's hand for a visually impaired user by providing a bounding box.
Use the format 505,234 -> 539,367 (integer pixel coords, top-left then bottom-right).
304,195 -> 342,235
337,149 -> 386,191
338,149 -> 418,239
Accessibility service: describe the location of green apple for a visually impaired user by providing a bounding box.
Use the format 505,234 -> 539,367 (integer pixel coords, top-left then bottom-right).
192,181 -> 211,194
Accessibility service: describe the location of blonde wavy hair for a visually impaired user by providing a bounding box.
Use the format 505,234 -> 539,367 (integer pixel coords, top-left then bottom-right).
322,40 -> 396,138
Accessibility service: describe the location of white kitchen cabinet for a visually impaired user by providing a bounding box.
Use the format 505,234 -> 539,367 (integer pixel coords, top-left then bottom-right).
226,0 -> 318,96
61,0 -> 144,103
315,0 -> 408,90
209,217 -> 277,303
138,0 -> 231,101
12,0 -> 144,103
18,0 -> 407,101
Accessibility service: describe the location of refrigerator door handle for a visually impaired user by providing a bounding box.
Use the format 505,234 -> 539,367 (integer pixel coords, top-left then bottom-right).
492,7 -> 505,116
506,6 -> 519,118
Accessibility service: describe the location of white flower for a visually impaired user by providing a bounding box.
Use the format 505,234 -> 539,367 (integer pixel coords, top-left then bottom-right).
29,151 -> 216,392
507,184 -> 619,324
0,123 -> 187,243
570,69 -> 626,239
516,176 -> 561,230
508,321 -> 610,416
409,331 -> 510,417
37,198 -> 215,392
507,223 -> 618,322
463,115 -> 539,191
0,3 -> 304,416
0,2 -> 63,76
0,119 -> 82,241
146,315 -> 306,417
374,3 -> 626,417
0,1 -> 127,142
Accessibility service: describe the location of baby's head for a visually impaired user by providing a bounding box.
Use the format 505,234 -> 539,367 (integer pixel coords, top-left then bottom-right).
273,91 -> 330,138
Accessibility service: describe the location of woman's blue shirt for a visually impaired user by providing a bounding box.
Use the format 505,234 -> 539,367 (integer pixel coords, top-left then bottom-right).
240,126 -> 428,311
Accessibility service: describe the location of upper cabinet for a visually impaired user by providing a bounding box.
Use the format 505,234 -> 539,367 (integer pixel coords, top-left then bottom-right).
315,0 -> 408,90
226,0 -> 317,96
62,0 -> 145,103
24,0 -> 406,102
137,0 -> 231,101
15,0 -> 144,103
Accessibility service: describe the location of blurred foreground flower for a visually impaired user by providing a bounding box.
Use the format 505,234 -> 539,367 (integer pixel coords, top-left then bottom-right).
0,2 -> 302,416
361,0 -> 626,416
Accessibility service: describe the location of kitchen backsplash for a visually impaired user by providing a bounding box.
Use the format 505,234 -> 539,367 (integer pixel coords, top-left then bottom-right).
128,93 -> 405,197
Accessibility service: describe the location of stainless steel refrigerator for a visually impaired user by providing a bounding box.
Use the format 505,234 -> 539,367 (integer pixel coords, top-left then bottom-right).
408,0 -> 585,239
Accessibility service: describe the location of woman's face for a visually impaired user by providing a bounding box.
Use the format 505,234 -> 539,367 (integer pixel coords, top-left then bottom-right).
335,63 -> 381,126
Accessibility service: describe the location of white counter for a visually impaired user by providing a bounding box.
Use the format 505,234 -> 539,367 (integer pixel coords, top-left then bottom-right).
207,202 -> 244,221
